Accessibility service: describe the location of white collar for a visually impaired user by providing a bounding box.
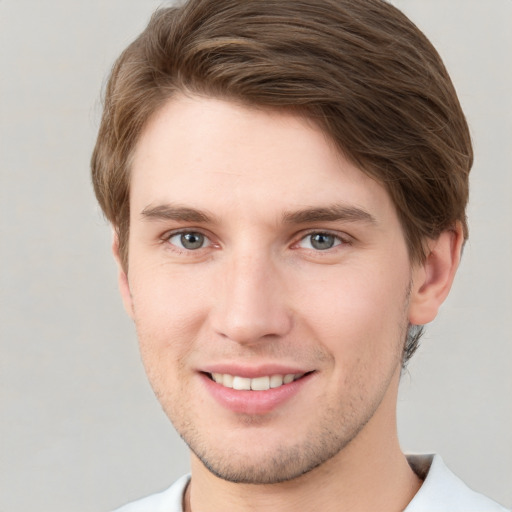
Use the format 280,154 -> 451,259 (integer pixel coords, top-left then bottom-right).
404,454 -> 507,511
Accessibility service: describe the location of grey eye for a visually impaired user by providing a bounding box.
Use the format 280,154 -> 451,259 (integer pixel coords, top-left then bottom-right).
169,232 -> 207,250
310,233 -> 336,250
298,232 -> 341,251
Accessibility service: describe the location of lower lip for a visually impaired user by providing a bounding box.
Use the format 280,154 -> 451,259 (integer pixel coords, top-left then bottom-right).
200,373 -> 314,415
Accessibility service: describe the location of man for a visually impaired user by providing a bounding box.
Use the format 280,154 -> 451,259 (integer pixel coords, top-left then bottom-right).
91,0 -> 508,510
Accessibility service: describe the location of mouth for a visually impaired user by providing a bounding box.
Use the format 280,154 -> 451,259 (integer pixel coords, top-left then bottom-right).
206,372 -> 310,391
201,369 -> 315,414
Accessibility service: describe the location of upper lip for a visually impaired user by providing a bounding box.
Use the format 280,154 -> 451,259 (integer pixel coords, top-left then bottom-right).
200,363 -> 313,378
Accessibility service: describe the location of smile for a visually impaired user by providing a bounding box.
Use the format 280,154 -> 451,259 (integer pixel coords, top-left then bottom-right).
210,373 -> 305,391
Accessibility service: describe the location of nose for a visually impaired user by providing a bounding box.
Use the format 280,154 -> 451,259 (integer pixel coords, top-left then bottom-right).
210,252 -> 293,345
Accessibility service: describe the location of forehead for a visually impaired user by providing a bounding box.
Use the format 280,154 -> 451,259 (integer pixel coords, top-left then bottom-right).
130,94 -> 395,223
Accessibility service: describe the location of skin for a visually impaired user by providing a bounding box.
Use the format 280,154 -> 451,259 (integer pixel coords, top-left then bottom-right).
115,94 -> 463,512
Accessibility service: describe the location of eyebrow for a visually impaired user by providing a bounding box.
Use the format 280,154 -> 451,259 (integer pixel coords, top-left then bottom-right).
140,204 -> 215,223
140,203 -> 376,226
282,205 -> 376,225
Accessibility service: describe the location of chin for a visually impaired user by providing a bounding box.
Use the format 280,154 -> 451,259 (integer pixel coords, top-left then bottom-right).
193,446 -> 331,484
182,416 -> 364,485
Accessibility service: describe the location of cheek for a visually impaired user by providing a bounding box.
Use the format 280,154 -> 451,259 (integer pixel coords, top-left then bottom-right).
293,262 -> 409,364
128,263 -> 212,358
128,268 -> 208,407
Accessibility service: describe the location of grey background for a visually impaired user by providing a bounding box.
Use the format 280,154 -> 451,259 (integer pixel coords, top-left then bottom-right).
0,1 -> 510,510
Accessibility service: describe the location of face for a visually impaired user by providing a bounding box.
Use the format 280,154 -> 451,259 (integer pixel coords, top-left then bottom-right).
121,95 -> 424,484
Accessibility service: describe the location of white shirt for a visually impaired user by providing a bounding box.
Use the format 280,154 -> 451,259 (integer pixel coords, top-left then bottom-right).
113,454 -> 509,512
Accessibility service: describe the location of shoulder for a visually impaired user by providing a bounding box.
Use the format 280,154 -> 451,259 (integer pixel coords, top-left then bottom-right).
111,474 -> 190,512
405,454 -> 509,512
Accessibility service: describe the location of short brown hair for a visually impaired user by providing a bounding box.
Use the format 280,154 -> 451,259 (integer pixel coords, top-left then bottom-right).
91,0 -> 472,363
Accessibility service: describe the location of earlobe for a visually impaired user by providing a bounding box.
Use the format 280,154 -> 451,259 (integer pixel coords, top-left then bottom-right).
112,233 -> 135,319
408,222 -> 464,326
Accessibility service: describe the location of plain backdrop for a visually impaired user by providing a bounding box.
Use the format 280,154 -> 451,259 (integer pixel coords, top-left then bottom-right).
1,1 -> 511,511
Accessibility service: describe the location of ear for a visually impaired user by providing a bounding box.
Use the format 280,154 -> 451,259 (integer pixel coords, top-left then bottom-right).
112,233 -> 134,319
408,222 -> 464,326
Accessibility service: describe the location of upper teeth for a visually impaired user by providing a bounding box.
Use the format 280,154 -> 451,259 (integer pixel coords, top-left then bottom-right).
211,373 -> 302,391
